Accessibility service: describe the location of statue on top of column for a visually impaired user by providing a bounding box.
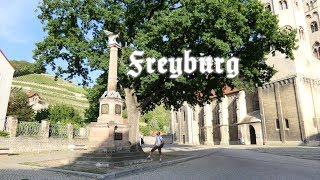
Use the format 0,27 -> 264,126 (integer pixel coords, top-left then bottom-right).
104,30 -> 119,46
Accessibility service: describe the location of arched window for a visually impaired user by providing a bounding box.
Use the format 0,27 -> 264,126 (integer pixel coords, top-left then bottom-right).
311,21 -> 319,32
279,1 -> 288,10
312,42 -> 320,58
279,1 -> 283,10
299,27 -> 305,40
307,3 -> 310,11
313,48 -> 318,58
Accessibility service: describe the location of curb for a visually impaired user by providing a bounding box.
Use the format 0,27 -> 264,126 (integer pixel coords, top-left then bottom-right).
101,151 -> 218,179
45,167 -> 104,179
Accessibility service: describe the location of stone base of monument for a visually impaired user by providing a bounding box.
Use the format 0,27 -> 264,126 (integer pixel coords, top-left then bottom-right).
88,122 -> 130,153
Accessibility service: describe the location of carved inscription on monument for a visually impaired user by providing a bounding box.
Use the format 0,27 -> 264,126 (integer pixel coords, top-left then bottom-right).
115,104 -> 121,115
101,104 -> 109,114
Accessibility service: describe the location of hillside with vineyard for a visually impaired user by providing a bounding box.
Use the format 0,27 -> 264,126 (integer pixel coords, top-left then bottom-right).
12,74 -> 89,114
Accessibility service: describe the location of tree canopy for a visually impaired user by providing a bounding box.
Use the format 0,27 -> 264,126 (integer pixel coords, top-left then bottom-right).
34,0 -> 296,118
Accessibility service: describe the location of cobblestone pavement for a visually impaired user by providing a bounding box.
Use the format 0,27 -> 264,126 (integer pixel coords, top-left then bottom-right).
118,148 -> 320,180
0,151 -> 96,180
245,147 -> 320,161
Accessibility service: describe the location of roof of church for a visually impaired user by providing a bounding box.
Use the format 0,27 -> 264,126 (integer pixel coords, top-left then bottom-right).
0,49 -> 15,70
210,86 -> 240,98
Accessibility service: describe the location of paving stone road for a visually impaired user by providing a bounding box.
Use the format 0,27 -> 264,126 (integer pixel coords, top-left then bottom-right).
118,148 -> 320,180
1,146 -> 320,180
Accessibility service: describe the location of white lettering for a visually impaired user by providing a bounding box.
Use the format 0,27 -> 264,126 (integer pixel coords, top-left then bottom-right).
169,57 -> 182,78
126,50 -> 240,79
157,57 -> 168,74
127,51 -> 144,78
226,57 -> 239,78
184,50 -> 197,74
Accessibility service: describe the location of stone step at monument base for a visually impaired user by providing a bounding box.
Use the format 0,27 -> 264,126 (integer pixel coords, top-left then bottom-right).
80,151 -> 147,160
74,158 -> 150,168
77,155 -> 147,162
73,151 -> 149,168
88,145 -> 132,153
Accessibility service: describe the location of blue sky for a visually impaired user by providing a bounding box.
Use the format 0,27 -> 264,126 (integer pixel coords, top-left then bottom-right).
0,1 -> 101,86
0,0 -> 44,62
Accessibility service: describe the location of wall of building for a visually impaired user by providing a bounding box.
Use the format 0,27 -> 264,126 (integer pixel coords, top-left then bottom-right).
0,51 -> 14,131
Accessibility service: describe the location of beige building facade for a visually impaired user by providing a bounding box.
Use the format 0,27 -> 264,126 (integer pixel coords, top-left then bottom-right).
171,0 -> 320,146
0,50 -> 15,131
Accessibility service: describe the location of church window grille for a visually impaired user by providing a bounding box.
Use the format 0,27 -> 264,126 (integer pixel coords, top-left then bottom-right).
253,93 -> 260,111
176,112 -> 178,123
215,104 -> 220,125
285,119 -> 289,128
276,119 -> 280,129
233,100 -> 237,123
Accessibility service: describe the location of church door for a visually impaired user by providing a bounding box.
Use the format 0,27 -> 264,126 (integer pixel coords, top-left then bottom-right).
249,125 -> 256,144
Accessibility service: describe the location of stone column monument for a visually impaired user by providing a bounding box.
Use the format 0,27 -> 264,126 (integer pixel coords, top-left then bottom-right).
88,30 -> 130,152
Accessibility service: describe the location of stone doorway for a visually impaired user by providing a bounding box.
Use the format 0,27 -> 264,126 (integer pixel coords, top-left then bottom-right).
249,125 -> 256,144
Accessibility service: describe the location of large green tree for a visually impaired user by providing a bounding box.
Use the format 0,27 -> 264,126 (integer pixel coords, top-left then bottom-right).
34,0 -> 296,147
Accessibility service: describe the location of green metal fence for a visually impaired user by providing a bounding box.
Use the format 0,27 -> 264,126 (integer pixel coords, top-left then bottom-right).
49,124 -> 68,138
17,122 -> 41,137
73,127 -> 88,139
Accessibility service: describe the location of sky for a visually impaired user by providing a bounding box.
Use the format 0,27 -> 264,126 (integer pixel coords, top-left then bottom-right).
0,0 -> 101,86
0,0 -> 44,62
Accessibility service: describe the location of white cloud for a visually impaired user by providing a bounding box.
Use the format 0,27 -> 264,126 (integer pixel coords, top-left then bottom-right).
0,0 -> 39,44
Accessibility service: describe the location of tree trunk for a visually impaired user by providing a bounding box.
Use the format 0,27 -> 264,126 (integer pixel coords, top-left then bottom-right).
124,87 -> 141,152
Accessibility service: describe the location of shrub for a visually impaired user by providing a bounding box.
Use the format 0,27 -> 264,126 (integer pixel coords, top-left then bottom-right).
139,125 -> 150,136
0,131 -> 9,137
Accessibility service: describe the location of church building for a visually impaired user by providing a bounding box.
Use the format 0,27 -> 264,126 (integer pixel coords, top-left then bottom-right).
171,0 -> 320,146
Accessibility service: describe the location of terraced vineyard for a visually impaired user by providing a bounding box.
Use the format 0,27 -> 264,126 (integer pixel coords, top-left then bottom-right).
12,74 -> 89,114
